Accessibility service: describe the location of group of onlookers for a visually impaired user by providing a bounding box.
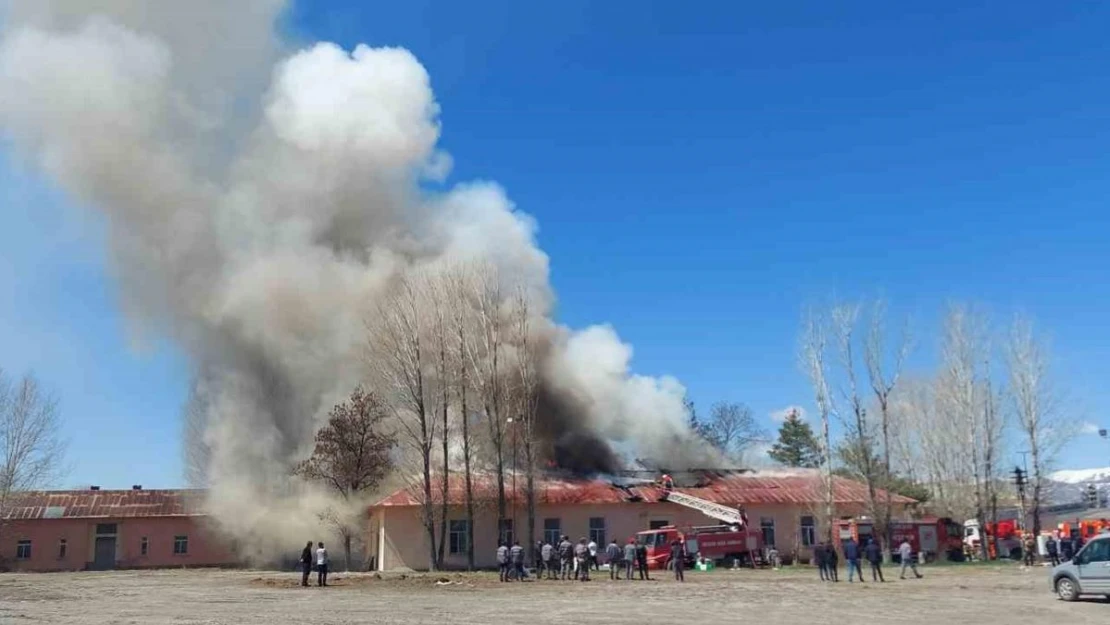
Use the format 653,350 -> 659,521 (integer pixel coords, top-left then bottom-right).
813,537 -> 923,583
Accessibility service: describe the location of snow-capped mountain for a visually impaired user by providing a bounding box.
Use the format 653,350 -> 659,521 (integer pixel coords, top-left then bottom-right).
1050,468 -> 1110,485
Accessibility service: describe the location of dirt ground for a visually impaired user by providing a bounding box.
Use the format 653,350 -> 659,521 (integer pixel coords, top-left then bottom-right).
0,564 -> 1105,625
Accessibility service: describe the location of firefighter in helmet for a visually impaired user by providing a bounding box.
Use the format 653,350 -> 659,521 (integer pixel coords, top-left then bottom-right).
661,473 -> 674,492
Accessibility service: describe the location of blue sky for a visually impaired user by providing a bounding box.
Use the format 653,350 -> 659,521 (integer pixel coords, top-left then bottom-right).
2,0 -> 1109,488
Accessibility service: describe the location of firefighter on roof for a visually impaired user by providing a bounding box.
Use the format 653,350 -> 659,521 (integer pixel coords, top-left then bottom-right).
661,473 -> 674,491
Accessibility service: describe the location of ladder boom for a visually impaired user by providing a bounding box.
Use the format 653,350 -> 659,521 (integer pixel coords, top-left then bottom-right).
662,491 -> 745,527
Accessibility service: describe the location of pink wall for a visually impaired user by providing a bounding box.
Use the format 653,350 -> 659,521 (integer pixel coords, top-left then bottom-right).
3,516 -> 237,572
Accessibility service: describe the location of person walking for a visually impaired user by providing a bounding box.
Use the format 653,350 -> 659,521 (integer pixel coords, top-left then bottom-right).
497,542 -> 510,582
844,538 -> 863,583
575,538 -> 591,581
899,538 -> 923,579
636,541 -> 651,580
559,536 -> 574,580
510,541 -> 525,581
606,539 -> 622,580
865,538 -> 884,582
826,543 -> 839,582
815,542 -> 829,581
315,542 -> 329,587
1046,535 -> 1060,567
623,539 -> 637,580
541,541 -> 555,579
299,541 -> 314,587
670,539 -> 685,582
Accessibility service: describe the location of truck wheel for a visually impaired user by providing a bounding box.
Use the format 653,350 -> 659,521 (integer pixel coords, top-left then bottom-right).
1055,577 -> 1079,602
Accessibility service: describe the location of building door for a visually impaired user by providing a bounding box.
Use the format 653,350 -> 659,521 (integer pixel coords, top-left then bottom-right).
92,537 -> 116,570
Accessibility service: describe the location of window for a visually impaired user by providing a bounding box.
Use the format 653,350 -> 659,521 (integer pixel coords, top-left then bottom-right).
800,516 -> 816,547
16,540 -> 31,560
141,537 -> 149,556
498,519 -> 513,546
649,520 -> 670,530
95,523 -> 117,535
1080,539 -> 1109,564
448,520 -> 469,555
173,535 -> 188,555
760,517 -> 776,548
58,539 -> 67,559
589,517 -> 606,546
543,518 -> 561,545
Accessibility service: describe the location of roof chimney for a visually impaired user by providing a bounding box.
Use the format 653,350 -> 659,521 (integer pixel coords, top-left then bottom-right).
90,485 -> 100,491
132,485 -> 142,490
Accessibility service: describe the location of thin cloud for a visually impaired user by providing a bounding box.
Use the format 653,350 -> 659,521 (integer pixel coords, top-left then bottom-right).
1080,421 -> 1102,435
770,405 -> 806,424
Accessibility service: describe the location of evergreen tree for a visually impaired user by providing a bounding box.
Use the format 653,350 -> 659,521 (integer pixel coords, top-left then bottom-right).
768,410 -> 822,468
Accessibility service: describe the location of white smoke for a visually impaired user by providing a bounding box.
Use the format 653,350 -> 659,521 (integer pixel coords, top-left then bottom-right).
0,1 -> 703,553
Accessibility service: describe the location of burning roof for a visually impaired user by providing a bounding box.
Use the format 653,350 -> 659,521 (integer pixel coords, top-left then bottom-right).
372,468 -> 917,508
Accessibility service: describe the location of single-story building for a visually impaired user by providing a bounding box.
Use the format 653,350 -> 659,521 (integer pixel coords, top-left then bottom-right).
2,487 -> 236,572
367,468 -> 916,571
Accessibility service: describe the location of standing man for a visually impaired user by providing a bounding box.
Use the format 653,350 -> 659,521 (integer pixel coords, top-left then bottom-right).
899,538 -> 923,579
865,538 -> 884,582
844,537 -> 863,583
815,542 -> 829,581
541,540 -> 555,579
300,541 -> 314,587
588,538 -> 599,571
315,542 -> 329,587
606,539 -> 622,580
497,542 -> 510,582
826,543 -> 840,582
623,538 -> 637,580
575,538 -> 591,581
510,541 -> 525,581
1023,535 -> 1037,567
1046,534 -> 1060,567
670,538 -> 685,581
535,541 -> 544,576
636,540 -> 651,580
559,535 -> 574,581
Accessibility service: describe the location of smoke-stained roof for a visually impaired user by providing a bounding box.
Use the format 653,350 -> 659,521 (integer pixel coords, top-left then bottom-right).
371,469 -> 917,508
4,490 -> 206,520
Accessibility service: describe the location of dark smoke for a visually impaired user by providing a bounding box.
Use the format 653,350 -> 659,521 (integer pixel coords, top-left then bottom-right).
535,382 -> 619,475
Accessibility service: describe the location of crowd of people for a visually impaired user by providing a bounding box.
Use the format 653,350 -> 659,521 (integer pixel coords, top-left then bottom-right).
812,537 -> 923,583
497,536 -> 676,582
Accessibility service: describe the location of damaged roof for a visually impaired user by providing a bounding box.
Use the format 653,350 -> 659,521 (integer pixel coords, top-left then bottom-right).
4,489 -> 206,520
372,469 -> 917,508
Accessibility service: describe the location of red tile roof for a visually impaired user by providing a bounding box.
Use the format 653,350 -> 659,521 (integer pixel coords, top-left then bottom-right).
372,470 -> 917,508
3,489 -> 205,520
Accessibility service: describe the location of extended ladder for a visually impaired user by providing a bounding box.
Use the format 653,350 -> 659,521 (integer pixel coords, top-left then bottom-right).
662,490 -> 746,528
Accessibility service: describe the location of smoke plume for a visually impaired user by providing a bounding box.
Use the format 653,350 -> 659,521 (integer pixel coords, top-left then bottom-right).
0,1 -> 709,553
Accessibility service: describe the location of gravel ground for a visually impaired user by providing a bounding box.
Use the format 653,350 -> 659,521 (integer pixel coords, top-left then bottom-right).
0,564 -> 1105,625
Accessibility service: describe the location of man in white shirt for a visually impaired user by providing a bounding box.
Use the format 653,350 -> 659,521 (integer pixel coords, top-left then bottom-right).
587,539 -> 599,571
899,539 -> 922,579
315,542 -> 329,587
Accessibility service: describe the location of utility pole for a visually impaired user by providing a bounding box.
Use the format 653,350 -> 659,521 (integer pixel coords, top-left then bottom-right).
1012,466 -> 1027,532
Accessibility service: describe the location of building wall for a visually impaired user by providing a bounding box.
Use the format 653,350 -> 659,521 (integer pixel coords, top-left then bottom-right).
369,500 -> 887,571
3,516 -> 236,572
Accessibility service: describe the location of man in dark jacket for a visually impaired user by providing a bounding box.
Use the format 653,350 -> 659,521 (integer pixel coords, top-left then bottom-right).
670,539 -> 685,581
300,541 -> 314,587
844,538 -> 863,583
535,541 -> 544,575
826,543 -> 839,581
606,539 -> 622,580
558,536 -> 574,580
510,541 -> 525,581
865,538 -> 884,582
1046,535 -> 1060,566
814,542 -> 829,581
636,541 -> 651,580
496,542 -> 510,582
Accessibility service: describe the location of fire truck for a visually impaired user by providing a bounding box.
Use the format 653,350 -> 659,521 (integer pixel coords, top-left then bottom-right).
637,487 -> 761,568
836,517 -> 964,562
636,524 -> 763,569
1057,518 -> 1110,542
963,519 -> 1023,560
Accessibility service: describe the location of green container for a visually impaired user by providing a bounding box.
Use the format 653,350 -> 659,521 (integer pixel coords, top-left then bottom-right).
695,560 -> 715,572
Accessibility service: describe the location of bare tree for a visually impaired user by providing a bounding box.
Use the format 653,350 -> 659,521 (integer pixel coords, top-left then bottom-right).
1005,315 -> 1067,536
703,402 -> 765,463
425,274 -> 453,569
1,370 -> 66,557
369,273 -> 440,570
447,267 -> 478,570
799,310 -> 837,542
863,300 -> 910,557
294,386 -> 395,570
459,262 -> 510,539
511,287 -> 540,560
182,376 -> 210,488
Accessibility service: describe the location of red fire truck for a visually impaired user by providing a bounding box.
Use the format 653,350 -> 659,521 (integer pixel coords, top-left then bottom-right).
837,517 -> 964,562
636,524 -> 763,569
